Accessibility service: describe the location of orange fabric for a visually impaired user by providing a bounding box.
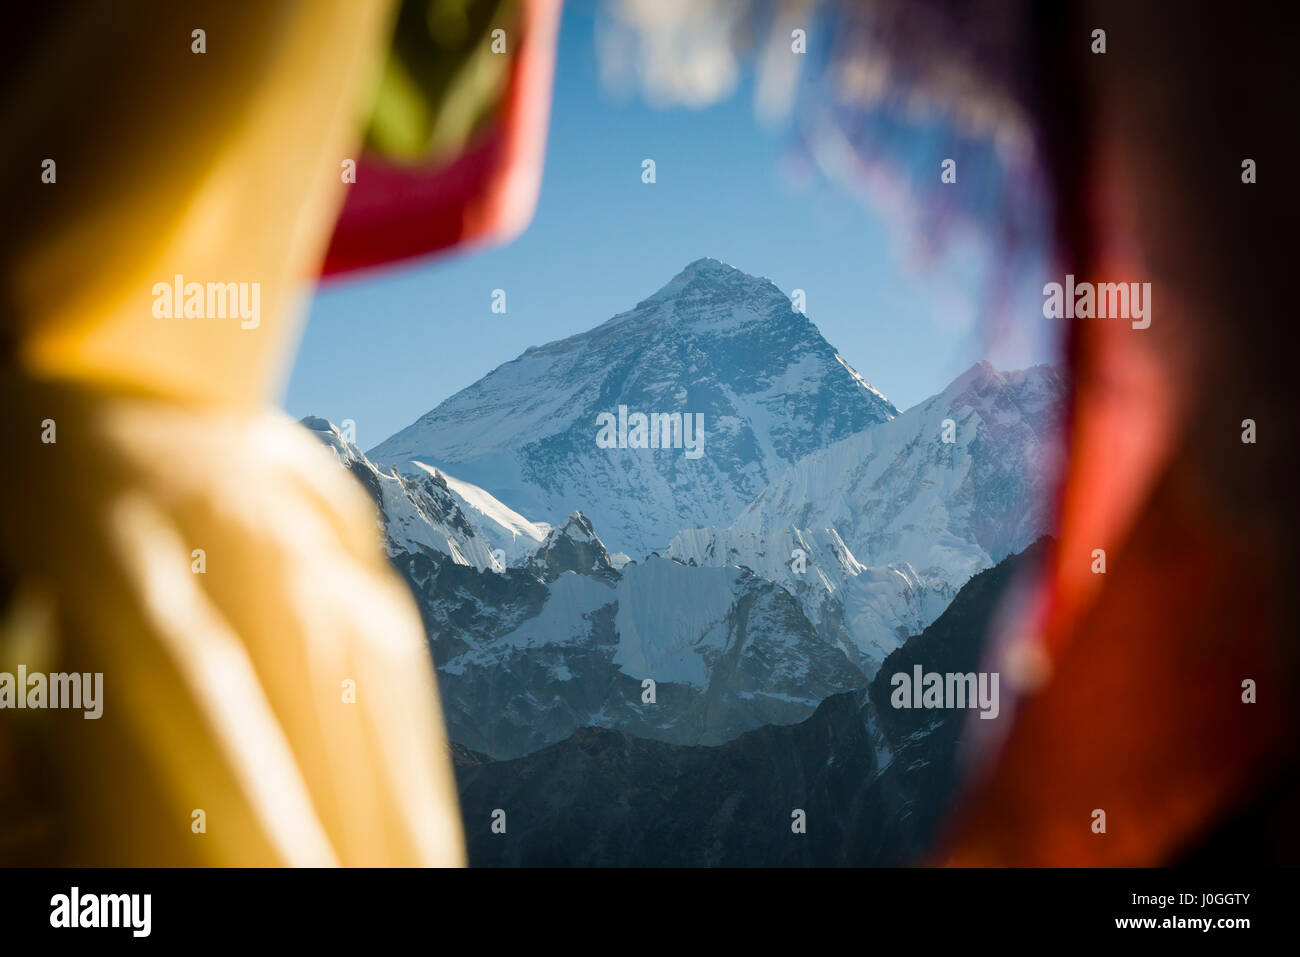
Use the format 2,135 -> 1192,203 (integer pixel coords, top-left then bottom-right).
942,72 -> 1296,864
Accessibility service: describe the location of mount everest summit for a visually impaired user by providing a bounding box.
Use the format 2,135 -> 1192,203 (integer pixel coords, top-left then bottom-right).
307,258 -> 1064,759
368,257 -> 898,560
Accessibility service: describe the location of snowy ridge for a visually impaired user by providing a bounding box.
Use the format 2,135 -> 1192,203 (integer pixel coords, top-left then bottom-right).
733,359 -> 1064,585
302,416 -> 504,572
665,361 -> 1063,670
665,525 -> 950,671
411,462 -> 551,565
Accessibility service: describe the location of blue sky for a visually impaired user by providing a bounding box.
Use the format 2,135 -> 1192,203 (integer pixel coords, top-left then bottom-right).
284,4 -> 1055,450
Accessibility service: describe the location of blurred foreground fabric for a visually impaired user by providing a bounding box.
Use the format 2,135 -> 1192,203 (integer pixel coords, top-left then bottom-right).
0,0 -> 506,865
937,0 -> 1299,864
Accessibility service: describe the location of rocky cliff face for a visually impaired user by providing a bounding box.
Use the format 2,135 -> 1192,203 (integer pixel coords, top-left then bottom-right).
451,539 -> 1048,866
405,520 -> 867,759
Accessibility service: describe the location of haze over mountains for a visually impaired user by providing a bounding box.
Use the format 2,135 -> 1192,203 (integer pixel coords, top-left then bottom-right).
306,258 -> 1063,763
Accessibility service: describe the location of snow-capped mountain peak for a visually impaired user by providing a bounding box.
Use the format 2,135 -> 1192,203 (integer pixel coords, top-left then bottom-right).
368,258 -> 899,558
526,511 -> 618,583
